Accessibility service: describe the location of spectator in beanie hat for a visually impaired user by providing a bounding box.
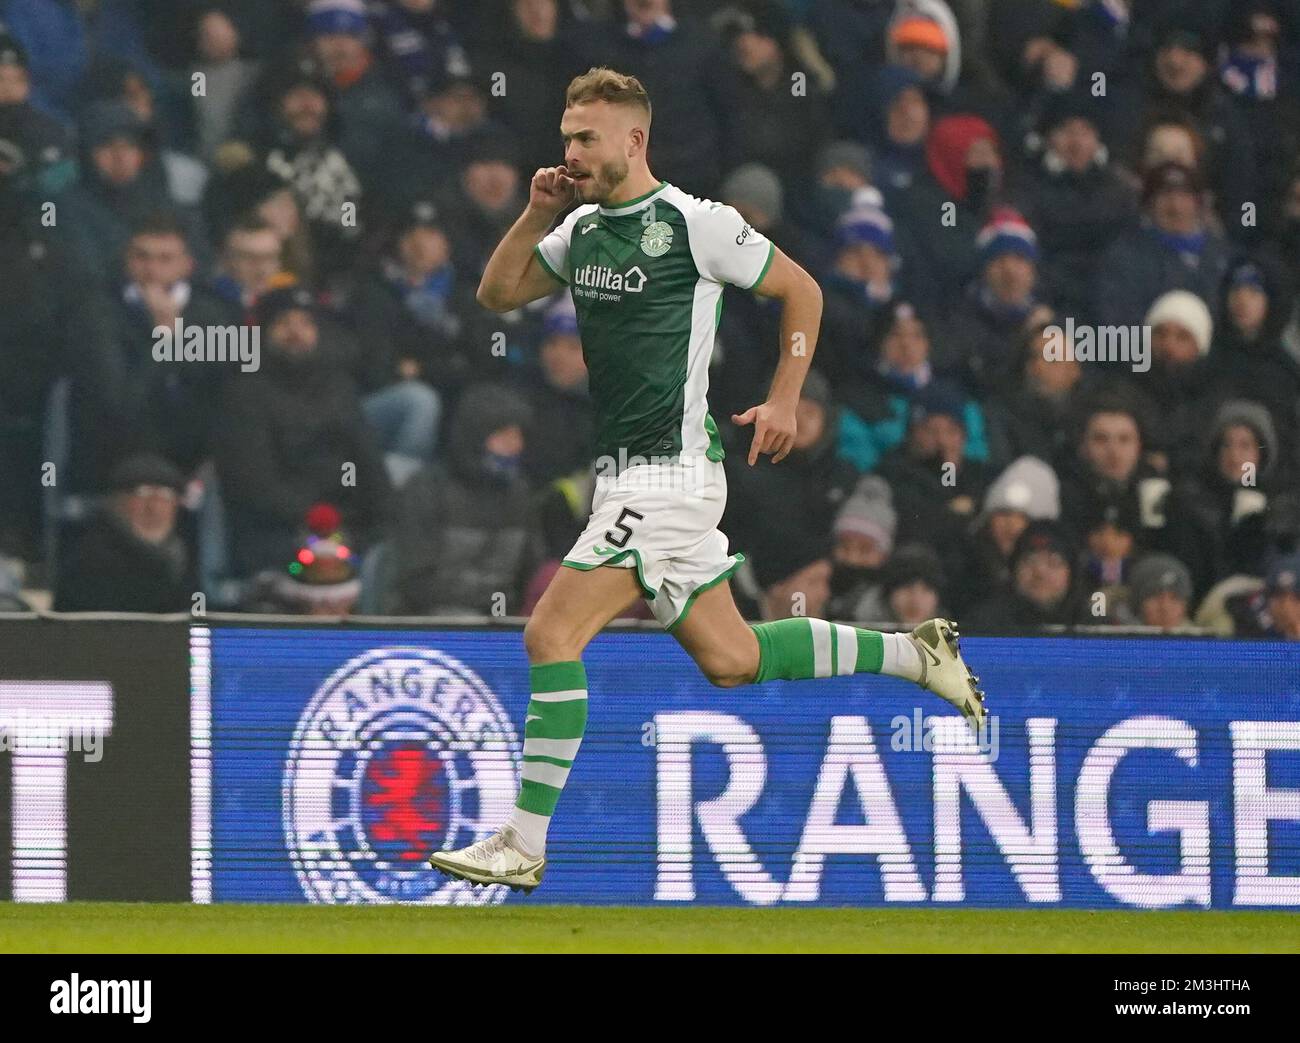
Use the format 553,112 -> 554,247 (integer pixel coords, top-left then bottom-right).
819,205 -> 907,362
54,453 -> 196,613
953,454 -> 1059,613
878,379 -> 991,588
968,519 -> 1083,630
1212,258 -> 1300,450
390,383 -> 540,617
1018,90 -> 1139,317
251,56 -> 364,279
1079,497 -> 1142,623
885,3 -> 960,97
1165,398 -> 1279,597
67,99 -> 209,281
1094,161 -> 1229,328
304,0 -> 404,167
1128,552 -> 1196,631
952,206 -> 1043,393
826,474 -> 897,622
802,139 -> 881,245
881,542 -> 947,627
348,196 -> 479,398
1134,289 -> 1220,477
1234,552 -> 1300,639
241,503 -> 362,616
869,65 -> 930,192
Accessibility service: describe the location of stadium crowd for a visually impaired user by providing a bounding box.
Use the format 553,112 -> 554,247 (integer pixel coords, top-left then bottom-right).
0,0 -> 1298,637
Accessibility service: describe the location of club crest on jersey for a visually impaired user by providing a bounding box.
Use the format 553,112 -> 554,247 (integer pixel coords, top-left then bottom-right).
283,647 -> 522,905
640,220 -> 673,257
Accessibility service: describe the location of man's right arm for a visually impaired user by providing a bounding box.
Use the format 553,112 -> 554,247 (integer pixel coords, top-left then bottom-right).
477,165 -> 575,312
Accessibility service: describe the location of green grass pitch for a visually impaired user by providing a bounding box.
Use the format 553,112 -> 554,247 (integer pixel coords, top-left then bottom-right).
0,903 -> 1294,953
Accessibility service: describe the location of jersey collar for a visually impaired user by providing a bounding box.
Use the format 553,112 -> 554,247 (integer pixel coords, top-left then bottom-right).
598,181 -> 669,216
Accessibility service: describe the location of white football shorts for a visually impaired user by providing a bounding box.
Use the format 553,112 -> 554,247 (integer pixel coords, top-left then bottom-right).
561,455 -> 744,629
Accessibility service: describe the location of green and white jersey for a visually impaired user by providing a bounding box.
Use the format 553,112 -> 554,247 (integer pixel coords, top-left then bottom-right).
534,181 -> 775,467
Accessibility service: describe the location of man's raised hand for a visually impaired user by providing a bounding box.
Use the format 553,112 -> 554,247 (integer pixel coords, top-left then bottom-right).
529,165 -> 576,216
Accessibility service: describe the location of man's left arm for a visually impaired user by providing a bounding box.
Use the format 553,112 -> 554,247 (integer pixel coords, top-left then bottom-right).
731,246 -> 823,465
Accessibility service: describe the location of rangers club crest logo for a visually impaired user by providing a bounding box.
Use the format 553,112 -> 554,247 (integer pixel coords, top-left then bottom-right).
640,220 -> 673,257
283,648 -> 522,905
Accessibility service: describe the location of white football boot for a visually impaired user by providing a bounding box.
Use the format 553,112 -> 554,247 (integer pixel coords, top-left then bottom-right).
428,826 -> 545,893
908,618 -> 987,736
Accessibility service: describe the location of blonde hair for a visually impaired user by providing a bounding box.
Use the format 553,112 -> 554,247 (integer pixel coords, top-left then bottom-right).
564,67 -> 651,122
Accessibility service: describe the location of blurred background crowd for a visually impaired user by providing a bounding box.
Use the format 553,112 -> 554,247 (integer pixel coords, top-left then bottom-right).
0,0 -> 1298,637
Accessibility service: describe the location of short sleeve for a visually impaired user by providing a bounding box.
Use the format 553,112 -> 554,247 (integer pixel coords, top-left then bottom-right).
534,207 -> 589,285
689,202 -> 776,289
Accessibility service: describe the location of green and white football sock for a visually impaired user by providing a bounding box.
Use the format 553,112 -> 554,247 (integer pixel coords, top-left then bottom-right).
504,660 -> 588,858
749,618 -> 923,684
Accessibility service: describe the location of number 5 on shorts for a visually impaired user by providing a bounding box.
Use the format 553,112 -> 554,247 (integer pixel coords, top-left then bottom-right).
605,507 -> 644,548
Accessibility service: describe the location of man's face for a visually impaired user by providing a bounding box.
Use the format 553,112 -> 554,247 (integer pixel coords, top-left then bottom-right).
269,308 -> 319,356
1152,321 -> 1201,368
1151,186 -> 1200,234
397,225 -> 450,275
896,44 -> 945,82
1015,549 -> 1070,608
0,63 -> 30,105
224,228 -> 282,294
1082,412 -> 1141,482
911,413 -> 965,464
258,188 -> 302,238
733,30 -> 781,78
92,136 -> 146,186
1144,125 -> 1197,169
1228,284 -> 1268,336
121,73 -> 154,123
989,510 -> 1028,557
313,32 -> 367,76
887,86 -> 928,146
1026,331 -> 1081,392
1141,589 -> 1187,630
1048,117 -> 1100,172
1269,590 -> 1300,637
882,314 -> 929,372
463,159 -> 518,213
280,84 -> 328,139
836,241 -> 891,284
1086,522 -> 1133,562
541,333 -> 586,390
427,83 -> 485,132
834,531 -> 886,569
126,233 -> 194,289
485,424 -> 525,457
515,0 -> 558,40
561,101 -> 642,204
984,253 -> 1035,304
889,580 -> 939,626
1156,44 -> 1208,94
114,485 -> 179,545
1217,424 -> 1260,484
